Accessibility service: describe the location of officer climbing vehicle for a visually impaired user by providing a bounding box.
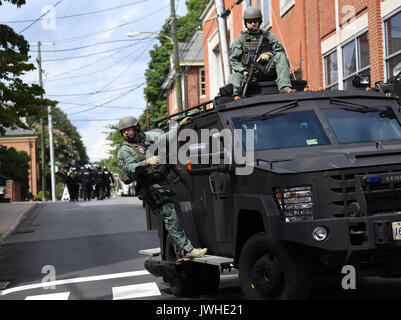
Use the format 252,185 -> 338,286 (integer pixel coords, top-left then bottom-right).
139,71 -> 401,300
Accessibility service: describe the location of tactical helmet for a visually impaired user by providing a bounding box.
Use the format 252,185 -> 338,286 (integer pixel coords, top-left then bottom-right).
243,7 -> 263,21
118,116 -> 138,132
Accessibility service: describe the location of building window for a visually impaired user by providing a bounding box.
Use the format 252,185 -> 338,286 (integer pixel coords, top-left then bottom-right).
384,10 -> 401,80
280,0 -> 295,16
342,31 -> 370,89
200,68 -> 206,97
261,0 -> 271,28
324,50 -> 338,90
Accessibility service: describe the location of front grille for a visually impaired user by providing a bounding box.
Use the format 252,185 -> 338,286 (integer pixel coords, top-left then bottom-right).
325,166 -> 401,217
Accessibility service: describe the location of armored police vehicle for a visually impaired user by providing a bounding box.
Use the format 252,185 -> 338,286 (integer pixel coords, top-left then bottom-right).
140,73 -> 401,300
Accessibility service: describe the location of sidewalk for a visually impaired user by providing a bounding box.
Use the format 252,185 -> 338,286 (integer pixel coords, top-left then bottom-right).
0,202 -> 40,242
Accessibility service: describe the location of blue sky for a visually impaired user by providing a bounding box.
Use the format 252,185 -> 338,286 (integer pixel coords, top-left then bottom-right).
1,0 -> 188,162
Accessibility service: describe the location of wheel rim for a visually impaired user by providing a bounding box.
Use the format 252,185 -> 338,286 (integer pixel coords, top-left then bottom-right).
252,253 -> 284,298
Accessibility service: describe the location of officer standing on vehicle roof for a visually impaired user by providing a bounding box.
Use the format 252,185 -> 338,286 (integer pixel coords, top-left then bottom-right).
117,116 -> 207,262
228,7 -> 293,97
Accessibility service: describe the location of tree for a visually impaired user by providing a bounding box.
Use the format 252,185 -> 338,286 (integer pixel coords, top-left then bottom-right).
0,0 -> 57,135
101,0 -> 208,170
0,146 -> 29,199
139,0 -> 208,130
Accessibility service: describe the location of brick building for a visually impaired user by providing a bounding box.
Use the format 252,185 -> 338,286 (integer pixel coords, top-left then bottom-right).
173,0 -> 401,108
0,127 -> 39,196
163,30 -> 208,114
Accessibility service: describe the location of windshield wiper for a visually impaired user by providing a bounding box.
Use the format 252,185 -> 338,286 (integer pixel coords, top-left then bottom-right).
249,100 -> 298,121
329,98 -> 385,113
329,98 -> 396,118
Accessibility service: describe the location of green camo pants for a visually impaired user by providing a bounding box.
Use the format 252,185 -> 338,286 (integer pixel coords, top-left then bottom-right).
228,51 -> 292,95
148,181 -> 193,258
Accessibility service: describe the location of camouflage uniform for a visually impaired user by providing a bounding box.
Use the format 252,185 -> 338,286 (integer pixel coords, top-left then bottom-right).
228,30 -> 292,95
117,123 -> 194,259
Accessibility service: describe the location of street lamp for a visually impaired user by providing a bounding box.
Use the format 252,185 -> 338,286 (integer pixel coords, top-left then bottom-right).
127,28 -> 183,112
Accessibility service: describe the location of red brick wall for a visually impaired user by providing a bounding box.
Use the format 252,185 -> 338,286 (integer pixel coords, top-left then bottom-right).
6,180 -> 21,202
368,0 -> 385,85
338,0 -> 367,28
320,0 -> 336,39
306,0 -> 323,89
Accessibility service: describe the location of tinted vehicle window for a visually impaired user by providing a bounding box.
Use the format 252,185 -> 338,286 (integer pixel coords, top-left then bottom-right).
323,107 -> 401,143
232,111 -> 330,150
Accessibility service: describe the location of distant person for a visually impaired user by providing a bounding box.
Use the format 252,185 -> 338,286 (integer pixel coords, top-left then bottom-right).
228,7 -> 292,97
93,164 -> 106,200
103,166 -> 115,198
80,164 -> 93,201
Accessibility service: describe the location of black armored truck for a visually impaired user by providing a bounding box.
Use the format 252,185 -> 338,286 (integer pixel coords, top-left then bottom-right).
139,73 -> 401,300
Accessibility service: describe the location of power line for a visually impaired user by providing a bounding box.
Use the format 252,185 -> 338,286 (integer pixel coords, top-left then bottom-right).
43,4 -> 170,45
3,0 -> 147,23
67,83 -> 145,116
41,44 -> 137,62
18,0 -> 64,34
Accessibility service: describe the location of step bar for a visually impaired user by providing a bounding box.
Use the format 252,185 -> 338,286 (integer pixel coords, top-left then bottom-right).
139,247 -> 234,268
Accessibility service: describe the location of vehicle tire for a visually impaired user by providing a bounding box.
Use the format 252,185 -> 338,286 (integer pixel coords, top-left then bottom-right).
239,234 -> 312,300
165,234 -> 201,297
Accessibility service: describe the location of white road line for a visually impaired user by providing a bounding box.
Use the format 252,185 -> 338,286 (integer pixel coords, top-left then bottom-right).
0,270 -> 149,296
25,292 -> 71,300
112,282 -> 161,300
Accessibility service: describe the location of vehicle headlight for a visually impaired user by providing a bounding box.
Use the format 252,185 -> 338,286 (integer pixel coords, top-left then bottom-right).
275,186 -> 314,222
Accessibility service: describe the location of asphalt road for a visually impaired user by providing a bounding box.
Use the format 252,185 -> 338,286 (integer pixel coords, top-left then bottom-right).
2,196 -> 401,302
0,197 -> 241,301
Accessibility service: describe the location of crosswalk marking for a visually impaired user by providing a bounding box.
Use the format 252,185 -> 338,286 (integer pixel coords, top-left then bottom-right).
112,282 -> 161,300
25,292 -> 70,300
0,269 -> 149,296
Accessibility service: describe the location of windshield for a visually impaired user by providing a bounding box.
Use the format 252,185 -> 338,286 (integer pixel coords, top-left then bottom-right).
232,111 -> 330,150
323,107 -> 401,143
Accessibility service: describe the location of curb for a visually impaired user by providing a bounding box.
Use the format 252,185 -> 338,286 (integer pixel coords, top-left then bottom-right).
0,202 -> 40,243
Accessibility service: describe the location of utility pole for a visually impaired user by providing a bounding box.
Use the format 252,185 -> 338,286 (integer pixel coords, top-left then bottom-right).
170,0 -> 183,112
36,41 -> 56,202
215,0 -> 231,84
145,98 -> 150,130
37,41 -> 47,202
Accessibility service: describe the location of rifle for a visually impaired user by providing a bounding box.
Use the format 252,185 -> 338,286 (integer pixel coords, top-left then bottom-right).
242,34 -> 268,97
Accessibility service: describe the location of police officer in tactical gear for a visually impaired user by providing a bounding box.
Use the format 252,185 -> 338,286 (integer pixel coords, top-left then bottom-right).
228,7 -> 293,97
80,164 -> 93,201
93,164 -> 106,200
117,115 -> 207,262
103,166 -> 114,198
66,167 -> 79,201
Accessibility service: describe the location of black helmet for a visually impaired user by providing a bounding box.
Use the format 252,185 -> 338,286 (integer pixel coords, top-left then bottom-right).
243,7 -> 263,22
118,116 -> 138,132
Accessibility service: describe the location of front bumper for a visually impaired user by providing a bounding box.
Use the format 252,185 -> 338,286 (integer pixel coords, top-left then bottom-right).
282,212 -> 401,265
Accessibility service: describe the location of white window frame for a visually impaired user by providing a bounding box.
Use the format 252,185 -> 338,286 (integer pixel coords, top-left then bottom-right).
280,0 -> 295,17
383,7 -> 401,80
261,0 -> 272,30
199,68 -> 206,98
341,30 -> 370,89
323,49 -> 338,90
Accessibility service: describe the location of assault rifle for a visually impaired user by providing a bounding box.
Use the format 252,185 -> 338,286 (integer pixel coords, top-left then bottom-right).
242,34 -> 268,97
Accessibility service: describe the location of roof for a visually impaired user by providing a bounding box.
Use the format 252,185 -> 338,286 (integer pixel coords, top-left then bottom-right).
162,30 -> 204,90
1,127 -> 38,138
179,30 -> 204,65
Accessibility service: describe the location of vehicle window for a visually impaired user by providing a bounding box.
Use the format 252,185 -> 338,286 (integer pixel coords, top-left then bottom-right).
232,111 -> 330,150
322,107 -> 401,143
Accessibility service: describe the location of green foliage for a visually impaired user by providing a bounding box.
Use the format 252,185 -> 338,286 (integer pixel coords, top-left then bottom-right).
102,124 -> 123,173
102,0 -> 208,167
139,0 -> 208,130
0,146 -> 29,198
0,2 -> 58,135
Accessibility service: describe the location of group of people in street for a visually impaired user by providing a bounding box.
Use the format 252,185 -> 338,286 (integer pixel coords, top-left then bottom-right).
63,165 -> 115,202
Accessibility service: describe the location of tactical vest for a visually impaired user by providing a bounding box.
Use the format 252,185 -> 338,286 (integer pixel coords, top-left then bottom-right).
242,30 -> 272,66
119,141 -> 164,185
